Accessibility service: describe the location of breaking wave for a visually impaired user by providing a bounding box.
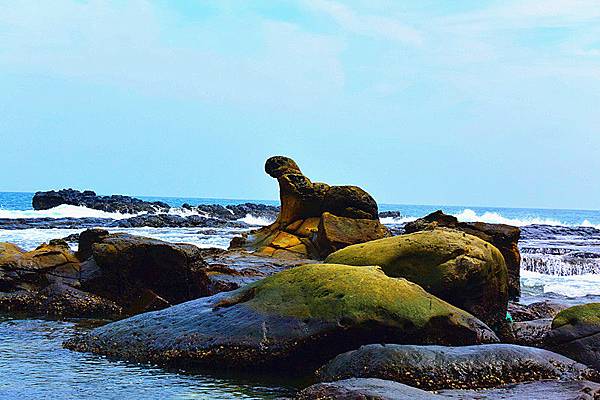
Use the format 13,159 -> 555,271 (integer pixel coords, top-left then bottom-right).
0,205 -> 140,220
237,214 -> 274,226
382,208 -> 574,227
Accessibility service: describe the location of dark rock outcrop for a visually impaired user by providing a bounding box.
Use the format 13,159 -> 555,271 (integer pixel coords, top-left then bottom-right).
32,188 -> 170,214
508,300 -> 568,322
64,264 -> 497,371
546,303 -> 600,370
77,230 -> 209,313
197,203 -> 280,222
325,228 -> 509,328
197,248 -> 314,295
0,283 -> 122,318
499,318 -> 553,347
317,344 -> 599,391
230,156 -> 389,259
296,378 -> 441,400
405,210 -> 522,299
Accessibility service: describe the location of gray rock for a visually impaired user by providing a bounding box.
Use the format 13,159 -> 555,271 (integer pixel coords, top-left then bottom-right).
317,344 -> 599,391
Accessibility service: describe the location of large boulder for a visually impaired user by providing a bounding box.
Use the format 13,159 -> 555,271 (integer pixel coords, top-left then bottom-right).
546,303 -> 600,370
64,264 -> 497,371
77,230 -> 210,313
32,188 -> 170,213
405,210 -> 521,299
230,156 -> 389,259
325,228 -> 508,328
317,344 -> 599,391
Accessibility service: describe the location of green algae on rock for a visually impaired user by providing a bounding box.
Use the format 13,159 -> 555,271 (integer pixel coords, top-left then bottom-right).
64,264 -> 497,371
325,228 -> 509,328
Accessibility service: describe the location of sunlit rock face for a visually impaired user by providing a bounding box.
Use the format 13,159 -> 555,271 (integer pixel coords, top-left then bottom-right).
230,156 -> 389,259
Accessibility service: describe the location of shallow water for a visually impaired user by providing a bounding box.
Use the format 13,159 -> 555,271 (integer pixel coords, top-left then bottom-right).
0,317 -> 296,400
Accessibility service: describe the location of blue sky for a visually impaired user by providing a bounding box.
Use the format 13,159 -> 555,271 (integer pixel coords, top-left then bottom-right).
1,0 -> 599,209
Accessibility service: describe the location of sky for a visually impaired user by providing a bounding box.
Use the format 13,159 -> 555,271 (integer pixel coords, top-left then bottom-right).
1,0 -> 599,209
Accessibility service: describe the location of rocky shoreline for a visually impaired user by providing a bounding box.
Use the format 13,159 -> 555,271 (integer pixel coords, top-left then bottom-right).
2,156 -> 600,399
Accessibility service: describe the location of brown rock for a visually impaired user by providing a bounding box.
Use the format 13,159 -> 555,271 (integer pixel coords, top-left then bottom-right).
316,212 -> 391,257
231,156 -> 389,259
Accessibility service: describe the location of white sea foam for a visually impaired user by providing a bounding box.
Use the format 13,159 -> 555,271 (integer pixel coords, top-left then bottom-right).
581,219 -> 600,230
237,214 -> 274,226
379,216 -> 417,225
381,209 -> 566,227
0,205 -> 140,220
521,270 -> 600,298
0,226 -> 248,251
452,209 -> 565,227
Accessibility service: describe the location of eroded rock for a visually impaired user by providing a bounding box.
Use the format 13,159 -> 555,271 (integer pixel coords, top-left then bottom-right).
230,156 -> 389,259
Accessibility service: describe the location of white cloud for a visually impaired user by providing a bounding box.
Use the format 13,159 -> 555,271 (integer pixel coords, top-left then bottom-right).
303,0 -> 423,46
0,0 -> 345,109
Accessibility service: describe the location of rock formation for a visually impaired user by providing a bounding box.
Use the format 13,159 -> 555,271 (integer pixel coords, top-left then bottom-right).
32,188 -> 170,214
325,228 -> 509,328
0,229 -> 313,318
230,156 -> 389,259
64,264 -> 497,371
405,210 -> 521,299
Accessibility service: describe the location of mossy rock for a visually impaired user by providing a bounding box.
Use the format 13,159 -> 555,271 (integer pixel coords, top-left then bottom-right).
547,303 -> 600,370
552,303 -> 600,329
65,264 -> 497,371
325,228 -> 509,328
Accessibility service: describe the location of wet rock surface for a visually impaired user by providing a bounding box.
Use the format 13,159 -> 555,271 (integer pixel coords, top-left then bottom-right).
405,210 -> 522,299
296,378 -> 441,400
231,156 -> 389,259
317,344 -> 599,391
325,228 -> 509,328
64,264 -> 497,371
0,283 -> 122,318
499,318 -> 553,347
439,379 -> 600,399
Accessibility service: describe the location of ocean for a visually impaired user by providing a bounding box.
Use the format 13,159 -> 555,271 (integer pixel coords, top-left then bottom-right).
1,191 -> 600,399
